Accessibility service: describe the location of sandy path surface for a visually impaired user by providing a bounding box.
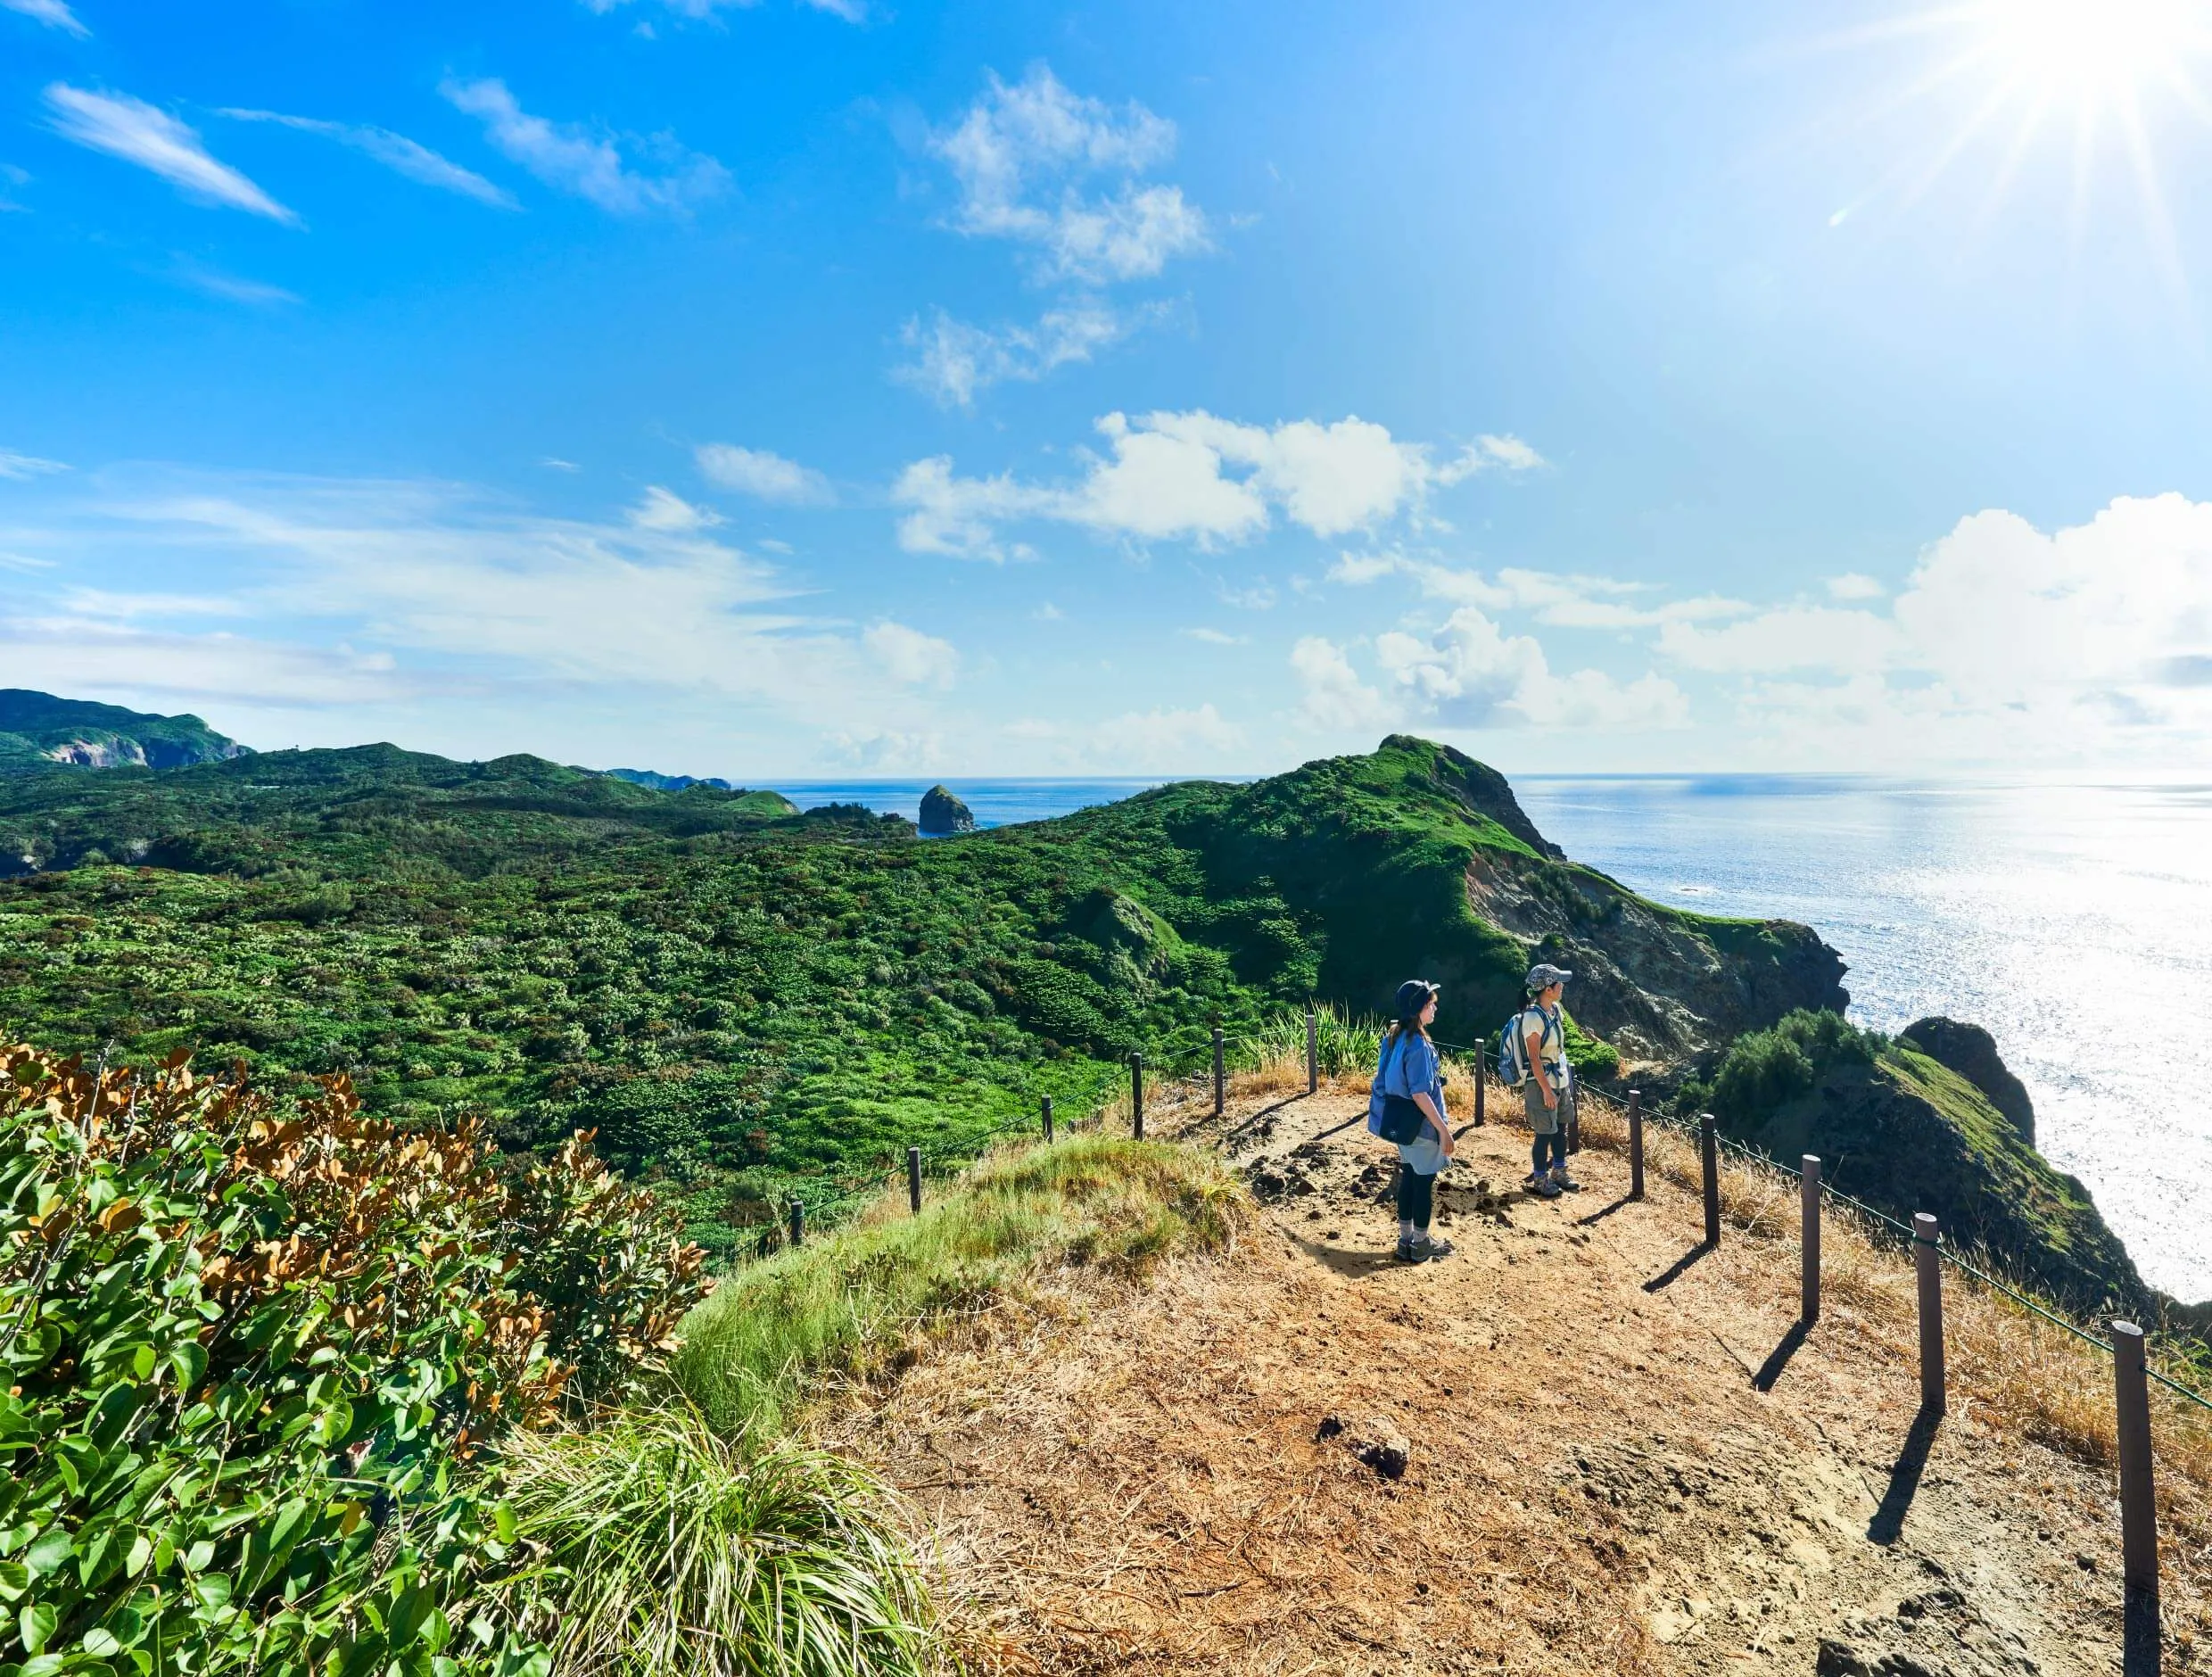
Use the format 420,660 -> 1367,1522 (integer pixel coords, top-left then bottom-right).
830,1076 -> 2187,1675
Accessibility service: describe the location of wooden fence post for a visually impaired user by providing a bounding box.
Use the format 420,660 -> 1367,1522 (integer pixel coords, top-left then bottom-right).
1130,1052 -> 1144,1140
1041,1094 -> 1053,1143
1306,1004 -> 1318,1095
1699,1114 -> 1721,1246
1628,1089 -> 1644,1200
2111,1320 -> 2159,1601
1473,1062 -> 1486,1128
1566,1079 -> 1581,1155
1212,1020 -> 1226,1117
788,1199 -> 805,1248
1800,1155 -> 1821,1326
907,1146 -> 923,1216
1915,1213 -> 1946,1413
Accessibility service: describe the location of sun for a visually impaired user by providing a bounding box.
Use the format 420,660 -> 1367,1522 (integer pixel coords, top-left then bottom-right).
1979,0 -> 2209,102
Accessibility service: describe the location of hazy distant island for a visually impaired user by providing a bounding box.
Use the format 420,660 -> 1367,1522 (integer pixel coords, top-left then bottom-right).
0,689 -> 2184,1317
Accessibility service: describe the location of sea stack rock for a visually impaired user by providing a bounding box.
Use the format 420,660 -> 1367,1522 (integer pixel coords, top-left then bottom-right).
1900,1017 -> 2035,1145
919,784 -> 976,836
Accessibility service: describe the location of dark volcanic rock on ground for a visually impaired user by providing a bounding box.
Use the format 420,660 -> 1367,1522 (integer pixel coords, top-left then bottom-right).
1900,1016 -> 2035,1144
919,784 -> 977,835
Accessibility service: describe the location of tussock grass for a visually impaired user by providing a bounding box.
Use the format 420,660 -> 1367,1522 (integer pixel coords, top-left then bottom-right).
492,1406 -> 944,1677
672,1135 -> 1245,1436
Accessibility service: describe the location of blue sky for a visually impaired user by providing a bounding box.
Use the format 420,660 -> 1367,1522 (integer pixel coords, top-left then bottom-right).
5,0 -> 2212,778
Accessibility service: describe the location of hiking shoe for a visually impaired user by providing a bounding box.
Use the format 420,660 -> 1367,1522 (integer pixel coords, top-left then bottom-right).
1416,1235 -> 1455,1260
1526,1175 -> 1562,1199
1549,1166 -> 1582,1192
1394,1237 -> 1431,1265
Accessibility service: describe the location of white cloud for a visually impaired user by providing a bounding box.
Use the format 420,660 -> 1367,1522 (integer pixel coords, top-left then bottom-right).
1088,702 -> 1242,767
862,621 -> 959,687
694,442 -> 831,504
171,261 -> 300,308
1656,495 -> 2212,764
0,473 -> 965,743
439,78 -> 726,215
3,0 -> 87,37
1434,434 -> 1548,483
0,616 -> 408,709
1826,572 -> 1886,600
628,485 -> 721,532
44,85 -> 300,225
1179,627 -> 1245,645
1329,552 -> 1748,629
582,0 -> 865,21
0,450 -> 69,480
893,409 -> 1497,558
1291,635 -> 1392,731
929,65 -> 1209,285
894,302 -> 1155,409
1294,611 -> 1688,736
1657,606 -> 1902,674
219,110 -> 517,208
1032,602 -> 1062,621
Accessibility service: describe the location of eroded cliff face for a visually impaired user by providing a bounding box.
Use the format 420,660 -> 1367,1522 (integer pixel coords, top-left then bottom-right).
1463,843 -> 1849,1062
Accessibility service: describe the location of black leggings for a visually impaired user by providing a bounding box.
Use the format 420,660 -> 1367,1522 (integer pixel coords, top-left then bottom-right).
1532,1131 -> 1567,1174
1396,1164 -> 1435,1228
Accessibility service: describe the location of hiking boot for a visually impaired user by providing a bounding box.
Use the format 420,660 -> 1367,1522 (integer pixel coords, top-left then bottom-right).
1525,1174 -> 1562,1200
1394,1236 -> 1431,1265
1416,1234 -> 1455,1260
1549,1165 -> 1582,1192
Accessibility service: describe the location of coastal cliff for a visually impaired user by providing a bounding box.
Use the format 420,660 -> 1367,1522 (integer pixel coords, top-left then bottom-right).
0,689 -> 251,772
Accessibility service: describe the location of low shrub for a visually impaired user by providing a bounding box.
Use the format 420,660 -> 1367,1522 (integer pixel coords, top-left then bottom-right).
0,1040 -> 708,1677
490,1408 -> 940,1677
673,1135 -> 1242,1437
1678,1008 -> 1886,1123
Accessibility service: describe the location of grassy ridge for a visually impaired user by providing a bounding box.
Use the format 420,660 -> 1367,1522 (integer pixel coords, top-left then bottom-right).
0,735 -> 1831,1255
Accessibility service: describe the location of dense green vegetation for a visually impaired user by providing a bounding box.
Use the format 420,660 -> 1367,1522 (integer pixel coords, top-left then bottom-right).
0,690 -> 247,772
0,732 -> 1838,1256
1682,1009 -> 2151,1313
0,1037 -> 708,1677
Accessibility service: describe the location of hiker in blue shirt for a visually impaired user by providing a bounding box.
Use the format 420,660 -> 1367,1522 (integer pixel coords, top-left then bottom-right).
1368,978 -> 1455,1265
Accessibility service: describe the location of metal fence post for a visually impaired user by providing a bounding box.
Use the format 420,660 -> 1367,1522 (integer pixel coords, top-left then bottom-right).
907,1145 -> 923,1216
1699,1114 -> 1721,1245
788,1199 -> 805,1248
1041,1093 -> 1053,1143
1212,1020 -> 1225,1117
1130,1052 -> 1144,1140
1306,1004 -> 1318,1095
1800,1155 -> 1821,1326
2112,1320 -> 2158,1600
1628,1089 -> 1644,1200
1915,1213 -> 1945,1413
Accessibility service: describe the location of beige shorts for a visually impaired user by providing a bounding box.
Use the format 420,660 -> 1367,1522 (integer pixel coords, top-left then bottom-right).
1523,1078 -> 1574,1136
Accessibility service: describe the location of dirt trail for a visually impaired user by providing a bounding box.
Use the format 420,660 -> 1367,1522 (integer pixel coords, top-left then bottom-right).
831,1077 -> 2184,1675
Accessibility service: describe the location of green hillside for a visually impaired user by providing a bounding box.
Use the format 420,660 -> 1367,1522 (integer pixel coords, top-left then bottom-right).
0,688 -> 251,772
0,733 -> 1843,1257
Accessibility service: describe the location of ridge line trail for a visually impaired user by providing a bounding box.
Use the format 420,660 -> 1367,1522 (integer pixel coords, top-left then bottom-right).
830,1071 -> 2202,1675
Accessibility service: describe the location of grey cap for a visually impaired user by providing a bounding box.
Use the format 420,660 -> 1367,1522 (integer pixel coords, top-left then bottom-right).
1525,962 -> 1573,994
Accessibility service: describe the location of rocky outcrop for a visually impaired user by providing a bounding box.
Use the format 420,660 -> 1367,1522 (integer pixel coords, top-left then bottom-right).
920,784 -> 976,835
0,690 -> 249,772
1900,1016 -> 2035,1144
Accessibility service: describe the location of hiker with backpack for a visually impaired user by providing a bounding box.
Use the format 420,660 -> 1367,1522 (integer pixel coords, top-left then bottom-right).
1367,979 -> 1455,1265
1506,962 -> 1581,1197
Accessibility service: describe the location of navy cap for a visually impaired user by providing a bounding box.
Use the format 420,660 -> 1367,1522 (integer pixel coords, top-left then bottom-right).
1393,979 -> 1440,1015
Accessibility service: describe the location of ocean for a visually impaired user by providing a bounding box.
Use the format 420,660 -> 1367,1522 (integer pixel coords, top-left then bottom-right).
778,774 -> 2212,1302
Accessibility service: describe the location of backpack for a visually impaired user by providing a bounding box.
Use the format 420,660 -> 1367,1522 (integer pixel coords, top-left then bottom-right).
1497,1004 -> 1560,1087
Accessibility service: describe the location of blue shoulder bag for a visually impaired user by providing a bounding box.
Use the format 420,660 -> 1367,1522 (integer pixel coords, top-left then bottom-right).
1375,1033 -> 1430,1145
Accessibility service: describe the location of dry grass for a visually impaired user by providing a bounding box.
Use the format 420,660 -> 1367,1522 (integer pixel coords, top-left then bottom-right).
1567,1083 -> 2212,1574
